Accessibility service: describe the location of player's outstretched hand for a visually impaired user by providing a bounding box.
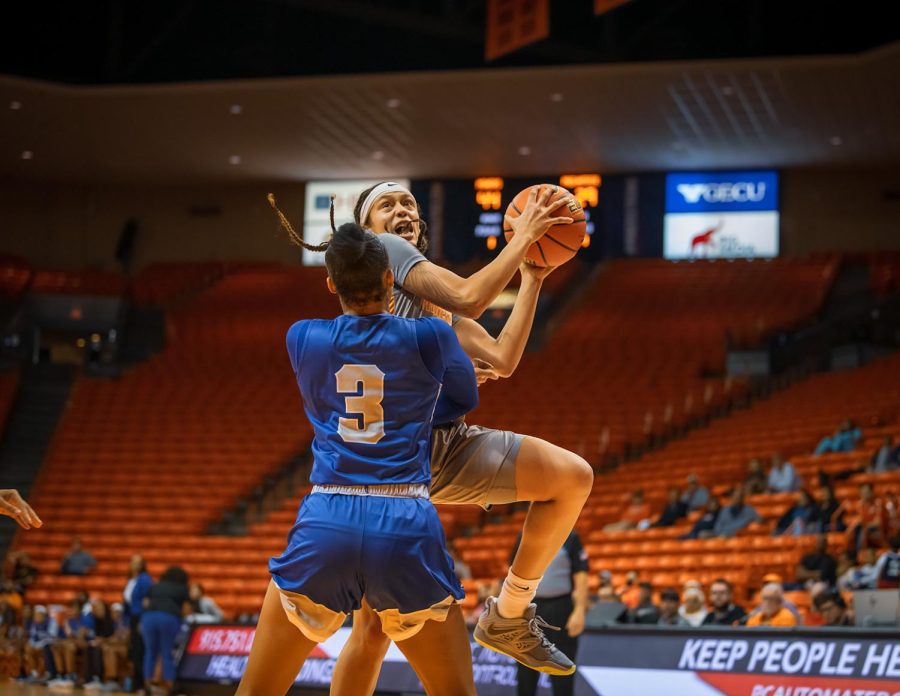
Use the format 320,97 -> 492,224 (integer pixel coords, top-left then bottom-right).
505,186 -> 574,244
472,359 -> 499,385
520,260 -> 557,281
0,489 -> 42,530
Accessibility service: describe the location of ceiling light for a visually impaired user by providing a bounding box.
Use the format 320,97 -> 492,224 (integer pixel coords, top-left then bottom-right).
229,104 -> 243,115
9,100 -> 22,110
386,98 -> 401,109
228,155 -> 241,165
518,146 -> 531,156
21,150 -> 33,160
829,136 -> 843,146
550,93 -> 564,102
372,150 -> 385,160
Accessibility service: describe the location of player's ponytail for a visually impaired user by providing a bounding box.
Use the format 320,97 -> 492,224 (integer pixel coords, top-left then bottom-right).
324,223 -> 390,308
267,193 -> 332,252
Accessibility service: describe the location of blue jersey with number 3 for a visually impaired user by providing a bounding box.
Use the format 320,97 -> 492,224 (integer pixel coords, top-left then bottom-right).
286,313 -> 478,487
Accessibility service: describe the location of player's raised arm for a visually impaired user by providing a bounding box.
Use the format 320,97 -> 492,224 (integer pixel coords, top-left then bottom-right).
403,187 -> 571,319
452,262 -> 554,378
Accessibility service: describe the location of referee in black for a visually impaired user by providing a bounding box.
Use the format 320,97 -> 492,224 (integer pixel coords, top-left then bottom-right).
511,530 -> 589,696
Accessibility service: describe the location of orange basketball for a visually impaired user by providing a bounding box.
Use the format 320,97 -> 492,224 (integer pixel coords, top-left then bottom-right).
504,184 -> 586,267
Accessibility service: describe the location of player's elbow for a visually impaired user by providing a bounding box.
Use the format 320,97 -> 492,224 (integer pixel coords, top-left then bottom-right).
456,293 -> 488,319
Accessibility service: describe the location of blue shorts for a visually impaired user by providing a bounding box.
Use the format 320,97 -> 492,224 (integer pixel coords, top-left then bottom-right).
269,492 -> 464,642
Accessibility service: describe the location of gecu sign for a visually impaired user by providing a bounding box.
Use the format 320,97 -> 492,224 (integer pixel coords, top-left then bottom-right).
677,182 -> 768,205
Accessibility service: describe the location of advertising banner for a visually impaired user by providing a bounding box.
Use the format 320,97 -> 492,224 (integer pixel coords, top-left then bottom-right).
664,171 -> 779,260
178,625 -> 900,695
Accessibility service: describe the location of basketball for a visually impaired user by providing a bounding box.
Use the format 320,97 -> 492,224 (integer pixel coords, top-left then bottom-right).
504,184 -> 587,267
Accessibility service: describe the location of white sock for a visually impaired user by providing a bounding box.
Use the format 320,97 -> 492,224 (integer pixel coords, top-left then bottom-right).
496,570 -> 542,619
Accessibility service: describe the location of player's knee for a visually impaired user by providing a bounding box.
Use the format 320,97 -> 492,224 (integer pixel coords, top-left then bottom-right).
562,452 -> 594,499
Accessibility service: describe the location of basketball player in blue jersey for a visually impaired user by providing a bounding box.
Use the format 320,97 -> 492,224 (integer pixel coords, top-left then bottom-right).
268,183 -> 594,689
236,223 -> 479,696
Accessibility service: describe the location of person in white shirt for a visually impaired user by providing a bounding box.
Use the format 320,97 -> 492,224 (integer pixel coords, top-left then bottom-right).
679,585 -> 708,627
768,453 -> 800,493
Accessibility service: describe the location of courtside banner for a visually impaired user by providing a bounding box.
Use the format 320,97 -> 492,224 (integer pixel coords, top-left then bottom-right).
178,625 -> 900,695
663,170 -> 779,259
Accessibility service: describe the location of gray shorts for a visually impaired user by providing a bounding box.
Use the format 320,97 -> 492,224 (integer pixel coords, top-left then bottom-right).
429,420 -> 523,509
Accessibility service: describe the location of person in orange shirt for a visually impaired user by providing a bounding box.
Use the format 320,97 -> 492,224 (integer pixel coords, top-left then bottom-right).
746,583 -> 798,628
604,490 -> 652,532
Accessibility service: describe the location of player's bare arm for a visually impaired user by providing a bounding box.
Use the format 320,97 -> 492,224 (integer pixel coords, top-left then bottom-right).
453,263 -> 554,378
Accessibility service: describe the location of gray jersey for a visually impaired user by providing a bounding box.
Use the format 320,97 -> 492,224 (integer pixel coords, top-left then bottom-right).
379,233 -> 454,324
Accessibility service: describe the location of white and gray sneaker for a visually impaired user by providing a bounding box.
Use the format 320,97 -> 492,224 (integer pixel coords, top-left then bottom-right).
473,597 -> 576,676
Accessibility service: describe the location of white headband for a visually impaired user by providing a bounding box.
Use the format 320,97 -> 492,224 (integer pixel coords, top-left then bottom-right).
358,182 -> 414,227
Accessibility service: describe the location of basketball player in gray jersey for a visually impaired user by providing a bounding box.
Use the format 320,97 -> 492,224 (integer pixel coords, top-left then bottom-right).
319,182 -> 595,693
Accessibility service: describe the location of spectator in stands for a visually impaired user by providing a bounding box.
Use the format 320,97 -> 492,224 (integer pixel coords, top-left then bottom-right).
886,491 -> 900,539
603,490 -> 651,532
849,483 -> 887,553
774,490 -> 817,536
680,474 -> 709,511
186,583 -> 224,624
678,586 -> 708,627
448,542 -> 472,581
50,598 -> 94,686
60,538 -> 97,576
794,535 -> 838,587
0,598 -> 22,679
142,566 -> 190,696
744,460 -> 767,496
628,582 -> 660,624
657,589 -> 689,627
746,583 -> 798,627
585,585 -> 628,625
25,605 -> 59,683
0,580 -> 22,613
702,579 -> 746,626
652,487 -> 687,527
873,535 -> 900,589
681,496 -> 722,540
123,554 -> 152,693
812,485 -> 846,533
713,487 -> 760,538
617,571 -> 641,609
869,436 -> 900,473
83,599 -> 114,690
767,453 -> 800,493
596,569 -> 613,592
10,552 -> 38,594
814,419 -> 862,456
813,590 -> 852,627
837,547 -> 879,590
0,488 -> 42,530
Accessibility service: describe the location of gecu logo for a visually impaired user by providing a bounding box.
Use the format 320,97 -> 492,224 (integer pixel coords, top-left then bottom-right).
677,182 -> 767,204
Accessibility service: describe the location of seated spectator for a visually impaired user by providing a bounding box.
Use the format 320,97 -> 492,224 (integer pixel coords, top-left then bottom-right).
0,580 -> 22,613
603,490 -> 652,532
51,599 -> 94,684
794,535 -> 838,587
702,578 -> 746,626
746,583 -> 798,627
84,599 -> 114,688
585,585 -> 628,625
802,581 -> 831,627
812,485 -> 846,534
681,497 -> 722,540
652,487 -> 687,527
186,583 -> 224,624
886,491 -> 900,539
657,588 -> 689,626
814,419 -> 862,456
628,582 -> 660,624
768,453 -> 800,493
596,569 -> 613,593
60,538 -> 97,576
679,586 -> 708,627
837,547 -> 879,590
25,605 -> 59,682
869,436 -> 900,473
744,460 -> 767,496
10,552 -> 37,593
0,598 -> 22,679
849,483 -> 887,553
680,474 -> 709,511
873,535 -> 900,589
713,487 -> 760,538
774,489 -> 817,536
813,590 -> 852,627
99,602 -> 130,690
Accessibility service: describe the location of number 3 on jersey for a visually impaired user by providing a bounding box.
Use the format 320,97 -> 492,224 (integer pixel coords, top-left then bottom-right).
335,364 -> 385,444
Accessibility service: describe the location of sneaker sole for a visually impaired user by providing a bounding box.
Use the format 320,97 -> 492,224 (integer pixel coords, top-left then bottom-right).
473,633 -> 576,676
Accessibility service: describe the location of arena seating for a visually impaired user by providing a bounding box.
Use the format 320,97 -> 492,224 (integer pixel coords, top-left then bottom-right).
131,262 -> 225,306
31,270 -> 126,296
0,255 -> 31,299
13,266 -> 337,616
0,370 -> 18,436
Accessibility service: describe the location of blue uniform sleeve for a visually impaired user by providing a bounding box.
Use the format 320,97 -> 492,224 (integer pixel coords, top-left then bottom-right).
285,321 -> 312,374
415,318 -> 478,424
